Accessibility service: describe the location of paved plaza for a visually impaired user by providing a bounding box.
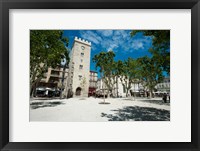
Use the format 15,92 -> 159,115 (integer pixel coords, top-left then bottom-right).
30,97 -> 170,122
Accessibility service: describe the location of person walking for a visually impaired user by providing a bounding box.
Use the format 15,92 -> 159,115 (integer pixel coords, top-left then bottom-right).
163,93 -> 167,103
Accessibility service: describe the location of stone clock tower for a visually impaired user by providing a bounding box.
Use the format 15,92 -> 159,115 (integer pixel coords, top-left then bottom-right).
65,37 -> 91,97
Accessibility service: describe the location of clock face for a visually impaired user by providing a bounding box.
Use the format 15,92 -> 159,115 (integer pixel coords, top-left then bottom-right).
61,58 -> 66,66
81,46 -> 85,50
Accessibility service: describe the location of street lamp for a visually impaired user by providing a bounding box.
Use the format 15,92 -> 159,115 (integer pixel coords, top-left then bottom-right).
60,54 -> 67,99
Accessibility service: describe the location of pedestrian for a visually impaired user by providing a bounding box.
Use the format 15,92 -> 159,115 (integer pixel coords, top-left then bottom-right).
163,93 -> 167,103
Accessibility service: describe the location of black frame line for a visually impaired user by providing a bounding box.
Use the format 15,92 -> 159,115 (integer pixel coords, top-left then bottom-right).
0,0 -> 199,151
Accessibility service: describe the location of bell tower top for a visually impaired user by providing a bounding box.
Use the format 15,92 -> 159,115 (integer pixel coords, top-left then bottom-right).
74,36 -> 91,46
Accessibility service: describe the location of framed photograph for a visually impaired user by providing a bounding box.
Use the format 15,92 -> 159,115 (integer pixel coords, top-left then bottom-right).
0,0 -> 199,151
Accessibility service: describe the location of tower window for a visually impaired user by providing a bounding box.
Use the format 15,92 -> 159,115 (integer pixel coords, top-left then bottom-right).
79,75 -> 82,80
79,65 -> 83,69
81,53 -> 84,57
81,46 -> 85,50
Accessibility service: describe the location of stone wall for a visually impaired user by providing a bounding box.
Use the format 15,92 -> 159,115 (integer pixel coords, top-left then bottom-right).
67,37 -> 91,97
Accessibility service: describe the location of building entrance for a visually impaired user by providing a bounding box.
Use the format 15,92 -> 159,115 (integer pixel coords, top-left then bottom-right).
75,87 -> 82,96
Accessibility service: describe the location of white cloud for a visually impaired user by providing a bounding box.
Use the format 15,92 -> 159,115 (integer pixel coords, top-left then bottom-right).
131,36 -> 152,50
97,30 -> 113,37
132,40 -> 144,50
107,43 -> 119,52
113,30 -> 129,39
79,30 -> 152,53
80,31 -> 102,45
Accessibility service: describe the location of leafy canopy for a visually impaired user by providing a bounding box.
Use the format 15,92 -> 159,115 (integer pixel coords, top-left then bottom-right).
131,30 -> 170,74
30,30 -> 69,86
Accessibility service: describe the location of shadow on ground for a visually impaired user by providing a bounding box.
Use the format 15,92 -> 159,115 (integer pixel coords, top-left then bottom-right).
101,106 -> 170,121
30,101 -> 65,109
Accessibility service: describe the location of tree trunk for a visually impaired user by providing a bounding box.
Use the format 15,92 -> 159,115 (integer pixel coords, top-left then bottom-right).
107,89 -> 110,98
33,81 -> 39,97
30,85 -> 34,98
149,89 -> 152,99
30,80 -> 37,98
103,83 -> 105,103
126,88 -> 128,97
60,66 -> 66,99
101,70 -> 105,103
133,83 -> 136,100
30,82 -> 36,98
116,77 -> 119,97
30,78 -> 42,98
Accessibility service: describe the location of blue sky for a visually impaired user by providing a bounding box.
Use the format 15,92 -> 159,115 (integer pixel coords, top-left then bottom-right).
63,30 -> 153,77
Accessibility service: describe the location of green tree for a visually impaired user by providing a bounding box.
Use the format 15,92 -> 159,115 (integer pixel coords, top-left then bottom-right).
113,60 -> 123,97
137,56 -> 164,98
103,51 -> 117,97
93,51 -> 116,101
116,58 -> 139,98
30,30 -> 69,97
131,30 -> 170,74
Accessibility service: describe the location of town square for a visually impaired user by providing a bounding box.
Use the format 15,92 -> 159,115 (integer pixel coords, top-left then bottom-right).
30,30 -> 170,121
30,97 -> 170,121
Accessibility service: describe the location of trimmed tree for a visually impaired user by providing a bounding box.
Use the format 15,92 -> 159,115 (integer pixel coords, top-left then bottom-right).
116,58 -> 139,98
93,51 -> 116,102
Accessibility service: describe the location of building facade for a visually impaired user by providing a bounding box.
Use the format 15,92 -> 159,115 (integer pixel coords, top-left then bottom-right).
96,77 -> 143,97
155,77 -> 170,93
88,71 -> 98,96
36,67 -> 68,97
39,67 -> 68,88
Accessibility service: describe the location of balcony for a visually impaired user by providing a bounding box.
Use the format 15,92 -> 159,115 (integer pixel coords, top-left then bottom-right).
50,74 -> 60,78
50,70 -> 60,76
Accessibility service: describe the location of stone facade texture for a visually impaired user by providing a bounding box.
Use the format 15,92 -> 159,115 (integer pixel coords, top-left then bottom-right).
66,37 -> 91,97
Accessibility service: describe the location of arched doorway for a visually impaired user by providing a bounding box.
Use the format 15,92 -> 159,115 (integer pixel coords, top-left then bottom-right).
75,87 -> 82,96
